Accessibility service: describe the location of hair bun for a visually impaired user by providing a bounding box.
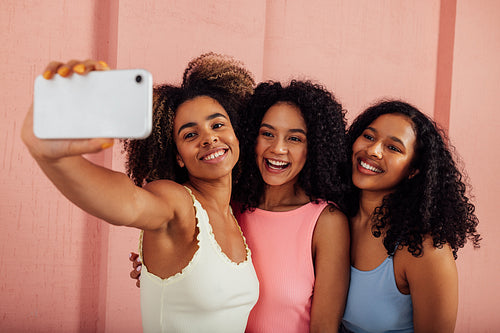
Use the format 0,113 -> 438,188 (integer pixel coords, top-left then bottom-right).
182,52 -> 255,98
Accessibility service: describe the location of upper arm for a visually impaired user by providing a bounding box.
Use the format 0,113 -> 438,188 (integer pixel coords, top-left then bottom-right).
404,240 -> 458,333
310,206 -> 350,332
130,180 -> 190,231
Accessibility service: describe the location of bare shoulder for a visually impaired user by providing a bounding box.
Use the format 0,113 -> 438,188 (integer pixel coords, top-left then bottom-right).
144,179 -> 191,202
316,203 -> 349,227
398,236 -> 455,267
313,204 -> 350,249
397,236 -> 457,287
140,180 -> 195,230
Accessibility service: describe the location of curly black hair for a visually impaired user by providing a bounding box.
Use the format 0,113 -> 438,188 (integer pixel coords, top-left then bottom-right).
234,80 -> 350,212
346,100 -> 481,259
122,53 -> 255,186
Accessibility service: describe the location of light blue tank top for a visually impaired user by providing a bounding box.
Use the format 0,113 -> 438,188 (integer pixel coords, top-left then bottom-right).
342,256 -> 413,333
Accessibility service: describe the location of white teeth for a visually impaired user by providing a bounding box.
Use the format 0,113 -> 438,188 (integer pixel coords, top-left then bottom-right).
204,150 -> 225,160
266,159 -> 290,168
267,160 -> 288,166
360,160 -> 383,173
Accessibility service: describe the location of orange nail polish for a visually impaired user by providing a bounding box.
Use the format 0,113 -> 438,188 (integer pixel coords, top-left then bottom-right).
98,60 -> 109,68
43,70 -> 52,80
101,142 -> 114,150
73,64 -> 85,74
57,67 -> 69,77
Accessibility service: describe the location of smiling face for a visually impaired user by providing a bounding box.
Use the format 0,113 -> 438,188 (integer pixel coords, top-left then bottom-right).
173,95 -> 239,181
351,113 -> 417,195
255,102 -> 308,188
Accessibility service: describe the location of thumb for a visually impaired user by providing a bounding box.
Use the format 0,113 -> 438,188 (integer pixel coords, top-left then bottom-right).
66,138 -> 114,155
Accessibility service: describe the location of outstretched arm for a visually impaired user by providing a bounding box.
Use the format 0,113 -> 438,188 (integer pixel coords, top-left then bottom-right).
310,206 -> 350,332
22,60 -> 175,230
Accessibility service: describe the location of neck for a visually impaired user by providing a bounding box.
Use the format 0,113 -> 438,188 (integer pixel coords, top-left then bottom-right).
259,182 -> 309,211
355,190 -> 387,227
187,174 -> 232,211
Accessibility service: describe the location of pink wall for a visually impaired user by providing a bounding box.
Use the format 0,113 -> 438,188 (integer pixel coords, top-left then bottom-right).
1,0 -> 498,331
450,1 -> 500,331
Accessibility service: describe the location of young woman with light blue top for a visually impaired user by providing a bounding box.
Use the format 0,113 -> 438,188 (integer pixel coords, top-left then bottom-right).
341,100 -> 481,333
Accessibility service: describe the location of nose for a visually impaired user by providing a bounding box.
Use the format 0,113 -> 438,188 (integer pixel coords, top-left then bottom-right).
201,130 -> 218,146
367,141 -> 383,159
270,138 -> 287,154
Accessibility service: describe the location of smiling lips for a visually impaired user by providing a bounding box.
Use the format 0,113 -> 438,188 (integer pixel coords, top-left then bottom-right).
358,158 -> 383,173
266,158 -> 290,171
201,148 -> 228,162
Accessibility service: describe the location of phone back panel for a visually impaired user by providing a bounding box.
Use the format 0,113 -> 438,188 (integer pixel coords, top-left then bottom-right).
33,69 -> 153,139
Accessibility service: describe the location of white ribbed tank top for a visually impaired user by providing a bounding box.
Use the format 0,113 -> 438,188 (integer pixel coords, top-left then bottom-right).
139,187 -> 259,333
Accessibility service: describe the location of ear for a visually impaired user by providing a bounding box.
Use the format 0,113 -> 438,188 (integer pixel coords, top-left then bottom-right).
408,168 -> 420,179
176,153 -> 185,168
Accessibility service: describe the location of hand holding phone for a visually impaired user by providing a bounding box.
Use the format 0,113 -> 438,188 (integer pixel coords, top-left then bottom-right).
33,69 -> 153,139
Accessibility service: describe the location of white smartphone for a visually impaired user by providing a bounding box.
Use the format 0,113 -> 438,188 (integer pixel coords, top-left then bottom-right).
33,69 -> 153,139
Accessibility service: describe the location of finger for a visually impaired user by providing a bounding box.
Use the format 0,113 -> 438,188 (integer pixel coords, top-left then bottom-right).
96,60 -> 110,71
130,264 -> 142,278
136,277 -> 141,288
130,269 -> 139,279
129,252 -> 139,262
73,59 -> 111,75
34,138 -> 113,160
134,255 -> 143,269
44,138 -> 114,159
43,61 -> 64,80
69,138 -> 114,154
56,59 -> 82,78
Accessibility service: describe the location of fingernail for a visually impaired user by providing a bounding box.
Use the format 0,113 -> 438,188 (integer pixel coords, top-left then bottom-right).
136,266 -> 141,272
57,67 -> 69,77
101,142 -> 114,150
129,253 -> 132,258
73,64 -> 85,74
138,276 -> 141,281
98,60 -> 109,68
136,257 -> 141,263
43,71 -> 52,80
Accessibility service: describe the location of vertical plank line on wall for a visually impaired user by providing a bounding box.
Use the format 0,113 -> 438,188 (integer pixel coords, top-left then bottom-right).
93,0 -> 120,68
262,0 -> 287,79
433,0 -> 457,133
77,1 -> 120,332
261,0 -> 271,78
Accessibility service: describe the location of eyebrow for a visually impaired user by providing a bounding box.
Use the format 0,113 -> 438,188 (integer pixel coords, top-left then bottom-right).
366,126 -> 405,148
177,112 -> 228,135
260,123 -> 307,135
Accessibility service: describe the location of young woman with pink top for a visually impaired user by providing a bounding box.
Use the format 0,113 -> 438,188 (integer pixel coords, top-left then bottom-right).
234,80 -> 350,332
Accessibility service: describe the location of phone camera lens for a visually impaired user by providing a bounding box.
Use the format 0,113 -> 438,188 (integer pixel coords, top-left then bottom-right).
135,75 -> 143,83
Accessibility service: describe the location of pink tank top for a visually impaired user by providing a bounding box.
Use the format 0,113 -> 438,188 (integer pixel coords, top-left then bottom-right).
236,201 -> 329,333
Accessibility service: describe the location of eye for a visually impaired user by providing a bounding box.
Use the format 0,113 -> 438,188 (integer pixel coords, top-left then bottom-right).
363,133 -> 374,141
388,145 -> 402,153
183,132 -> 197,140
289,136 -> 303,143
212,122 -> 224,129
260,131 -> 273,138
